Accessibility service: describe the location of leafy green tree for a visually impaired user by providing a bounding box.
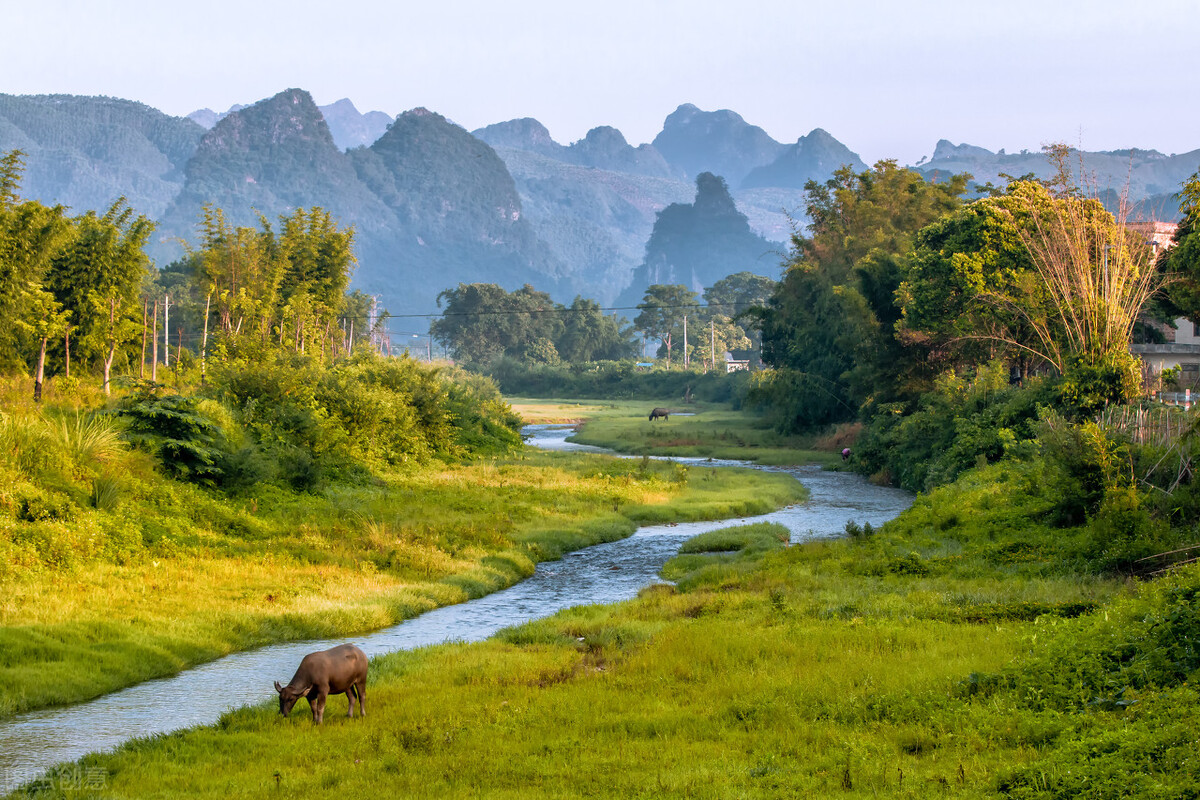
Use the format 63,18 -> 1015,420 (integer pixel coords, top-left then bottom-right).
431,283 -> 564,367
633,284 -> 701,366
703,272 -> 776,316
0,151 -> 70,382
703,271 -> 777,356
798,160 -> 968,284
1162,171 -> 1200,321
47,199 -> 155,394
753,161 -> 970,429
751,262 -> 875,429
194,204 -> 284,340
902,178 -> 1157,402
558,296 -> 635,362
277,206 -> 356,350
189,204 -> 358,358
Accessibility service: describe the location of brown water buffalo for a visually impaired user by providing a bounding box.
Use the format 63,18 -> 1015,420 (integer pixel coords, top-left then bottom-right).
649,407 -> 669,421
275,643 -> 368,724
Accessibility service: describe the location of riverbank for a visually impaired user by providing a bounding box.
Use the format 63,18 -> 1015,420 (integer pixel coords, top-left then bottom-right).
11,498 -> 1159,799
0,445 -> 805,720
12,407 -> 1196,798
510,398 -> 847,466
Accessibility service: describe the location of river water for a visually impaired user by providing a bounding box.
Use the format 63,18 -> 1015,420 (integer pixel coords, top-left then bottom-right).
0,425 -> 910,792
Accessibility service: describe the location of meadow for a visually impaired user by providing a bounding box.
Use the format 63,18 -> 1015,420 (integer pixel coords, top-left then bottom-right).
16,498 -> 1184,799
0,379 -> 805,719
7,394 -> 1198,799
510,398 -> 848,466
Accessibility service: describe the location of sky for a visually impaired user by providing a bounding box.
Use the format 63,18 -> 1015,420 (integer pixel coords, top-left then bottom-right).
5,0 -> 1198,165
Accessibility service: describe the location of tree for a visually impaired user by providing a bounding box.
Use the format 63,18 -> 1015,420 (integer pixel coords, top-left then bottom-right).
431,283 -> 564,366
0,150 -> 70,380
1162,171 -> 1200,322
558,296 -> 635,362
753,161 -> 970,428
703,271 -> 777,356
752,262 -> 876,429
898,185 -> 1049,377
633,284 -> 700,366
190,204 -> 357,357
47,199 -> 155,394
797,160 -> 968,284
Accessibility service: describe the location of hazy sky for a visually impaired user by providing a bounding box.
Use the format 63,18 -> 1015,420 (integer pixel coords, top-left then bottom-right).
6,0 -> 1197,165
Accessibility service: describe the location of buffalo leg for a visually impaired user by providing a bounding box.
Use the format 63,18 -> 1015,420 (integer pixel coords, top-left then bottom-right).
311,692 -> 326,724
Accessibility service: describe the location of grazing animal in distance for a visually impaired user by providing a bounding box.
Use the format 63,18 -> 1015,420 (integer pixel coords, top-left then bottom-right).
275,643 -> 368,724
842,448 -> 852,461
649,407 -> 669,421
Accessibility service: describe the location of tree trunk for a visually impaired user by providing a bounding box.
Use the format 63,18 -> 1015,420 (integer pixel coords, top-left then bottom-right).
201,293 -> 211,386
34,337 -> 47,403
140,299 -> 148,379
151,300 -> 159,383
103,344 -> 115,396
64,326 -> 71,378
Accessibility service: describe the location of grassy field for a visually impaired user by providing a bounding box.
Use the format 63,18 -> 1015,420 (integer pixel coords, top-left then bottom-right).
10,397 -> 1197,798
510,398 -> 847,467
0,413 -> 805,719
12,507 -> 1160,800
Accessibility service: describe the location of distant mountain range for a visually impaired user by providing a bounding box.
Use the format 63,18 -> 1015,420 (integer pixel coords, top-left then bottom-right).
0,90 -> 1196,319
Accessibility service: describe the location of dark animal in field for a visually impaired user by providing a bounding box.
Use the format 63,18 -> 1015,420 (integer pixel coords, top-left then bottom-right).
649,407 -> 669,421
275,643 -> 368,724
842,448 -> 852,461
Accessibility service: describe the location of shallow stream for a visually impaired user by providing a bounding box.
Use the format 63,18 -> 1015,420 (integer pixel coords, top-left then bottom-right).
0,425 -> 910,792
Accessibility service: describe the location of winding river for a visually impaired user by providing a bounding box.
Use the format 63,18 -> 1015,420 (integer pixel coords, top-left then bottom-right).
0,425 -> 910,793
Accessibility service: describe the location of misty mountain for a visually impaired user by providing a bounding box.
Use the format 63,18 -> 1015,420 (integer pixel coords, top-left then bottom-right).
156,88 -> 390,249
618,172 -> 779,307
0,93 -> 204,218
488,145 -> 695,304
188,98 -> 392,151
158,90 -> 557,316
651,103 -> 787,186
475,120 -> 680,179
742,128 -> 867,189
474,112 -> 808,302
915,140 -> 1199,219
346,106 -> 560,309
313,99 -> 393,151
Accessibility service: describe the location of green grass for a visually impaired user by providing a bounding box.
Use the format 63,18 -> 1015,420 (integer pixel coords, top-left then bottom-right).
9,393 -> 1200,798
0,439 -> 805,719
17,514 -> 1182,799
510,398 -> 843,466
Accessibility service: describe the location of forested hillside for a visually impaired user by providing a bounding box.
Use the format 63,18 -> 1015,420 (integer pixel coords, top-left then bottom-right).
0,94 -> 204,217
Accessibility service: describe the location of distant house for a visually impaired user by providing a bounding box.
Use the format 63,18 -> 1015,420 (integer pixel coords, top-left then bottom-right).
1128,222 -> 1200,386
723,349 -> 759,373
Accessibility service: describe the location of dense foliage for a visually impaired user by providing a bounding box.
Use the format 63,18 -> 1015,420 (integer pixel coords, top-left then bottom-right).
489,358 -> 749,403
431,283 -> 637,368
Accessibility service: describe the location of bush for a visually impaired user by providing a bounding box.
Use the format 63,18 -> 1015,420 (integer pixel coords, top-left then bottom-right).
115,386 -> 226,484
489,357 -> 749,405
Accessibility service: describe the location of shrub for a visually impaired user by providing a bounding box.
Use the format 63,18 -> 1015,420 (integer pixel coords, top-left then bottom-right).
116,387 -> 227,484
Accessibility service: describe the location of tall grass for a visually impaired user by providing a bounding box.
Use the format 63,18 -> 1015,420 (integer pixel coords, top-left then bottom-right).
10,515 -> 1156,800
0,446 -> 804,717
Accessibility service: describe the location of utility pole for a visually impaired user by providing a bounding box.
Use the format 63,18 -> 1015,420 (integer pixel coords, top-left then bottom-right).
201,293 -> 211,386
710,319 -> 716,373
683,315 -> 689,369
151,300 -> 159,382
162,293 -> 171,368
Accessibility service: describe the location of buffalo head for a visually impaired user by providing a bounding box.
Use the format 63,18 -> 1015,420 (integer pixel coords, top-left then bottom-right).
275,680 -> 310,717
